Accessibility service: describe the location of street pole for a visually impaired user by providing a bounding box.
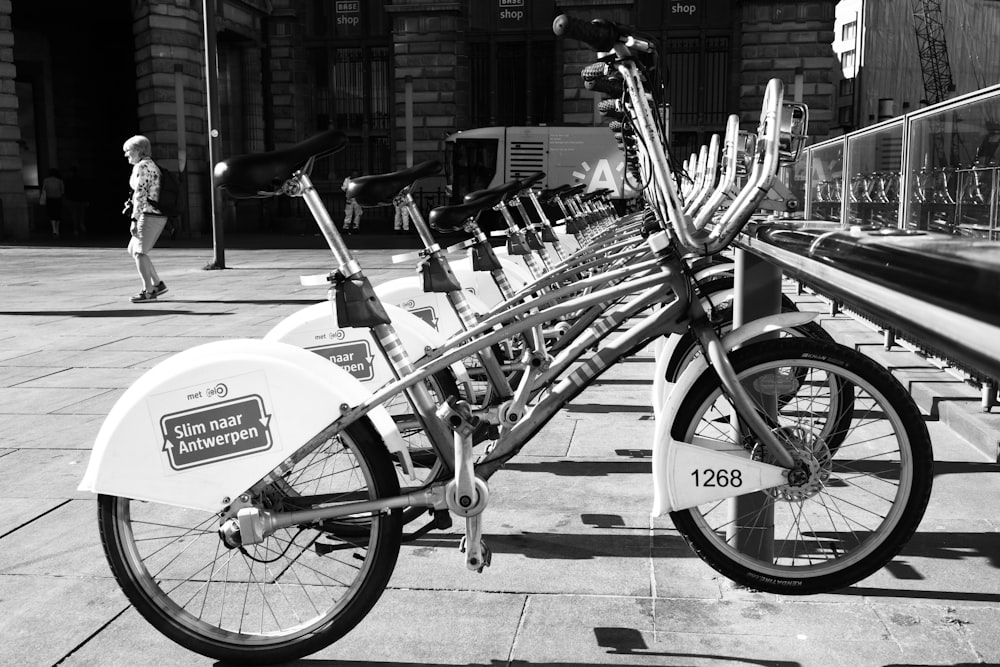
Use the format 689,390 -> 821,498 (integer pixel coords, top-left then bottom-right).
203,0 -> 225,269
404,75 -> 414,168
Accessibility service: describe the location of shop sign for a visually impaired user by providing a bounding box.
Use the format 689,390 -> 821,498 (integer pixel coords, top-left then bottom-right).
668,0 -> 701,25
497,0 -> 527,29
335,0 -> 362,35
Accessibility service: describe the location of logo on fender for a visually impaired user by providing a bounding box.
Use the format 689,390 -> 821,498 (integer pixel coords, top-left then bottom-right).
309,339 -> 375,381
409,306 -> 438,330
160,395 -> 273,470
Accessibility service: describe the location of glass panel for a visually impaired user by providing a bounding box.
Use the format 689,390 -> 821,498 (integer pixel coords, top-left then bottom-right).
845,120 -> 903,228
807,140 -> 845,222
906,94 -> 1000,239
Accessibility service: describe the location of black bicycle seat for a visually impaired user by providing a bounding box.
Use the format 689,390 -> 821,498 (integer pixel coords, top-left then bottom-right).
348,160 -> 442,206
214,129 -> 347,198
518,171 -> 545,190
429,195 -> 504,232
540,184 -> 571,201
561,183 -> 588,199
581,188 -> 610,202
464,179 -> 523,205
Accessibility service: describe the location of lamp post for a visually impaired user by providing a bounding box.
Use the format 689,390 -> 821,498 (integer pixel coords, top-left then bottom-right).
203,0 -> 225,269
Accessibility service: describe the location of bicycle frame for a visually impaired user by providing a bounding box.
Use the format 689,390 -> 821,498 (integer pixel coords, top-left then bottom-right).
229,53 -> 804,556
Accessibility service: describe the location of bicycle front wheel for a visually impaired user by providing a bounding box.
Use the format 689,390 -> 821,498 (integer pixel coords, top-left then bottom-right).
669,338 -> 932,595
98,418 -> 402,664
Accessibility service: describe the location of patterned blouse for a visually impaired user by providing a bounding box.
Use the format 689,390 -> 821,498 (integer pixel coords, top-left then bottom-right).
129,157 -> 163,217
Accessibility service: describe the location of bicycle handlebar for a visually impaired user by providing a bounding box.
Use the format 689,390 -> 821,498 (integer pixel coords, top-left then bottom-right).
552,14 -> 623,51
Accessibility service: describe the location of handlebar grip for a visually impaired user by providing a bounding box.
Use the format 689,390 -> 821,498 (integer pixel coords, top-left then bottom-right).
552,14 -> 622,51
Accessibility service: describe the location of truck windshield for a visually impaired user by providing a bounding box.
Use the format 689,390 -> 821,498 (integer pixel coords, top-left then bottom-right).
448,138 -> 499,204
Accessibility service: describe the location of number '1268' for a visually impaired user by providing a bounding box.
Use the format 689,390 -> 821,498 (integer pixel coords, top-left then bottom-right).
690,468 -> 743,487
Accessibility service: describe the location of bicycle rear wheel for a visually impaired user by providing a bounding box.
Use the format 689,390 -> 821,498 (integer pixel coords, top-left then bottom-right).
668,338 -> 932,595
98,418 -> 402,664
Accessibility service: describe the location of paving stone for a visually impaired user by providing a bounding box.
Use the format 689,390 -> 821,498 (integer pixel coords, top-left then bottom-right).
0,497 -> 67,536
0,449 -> 93,500
0,574 -> 129,667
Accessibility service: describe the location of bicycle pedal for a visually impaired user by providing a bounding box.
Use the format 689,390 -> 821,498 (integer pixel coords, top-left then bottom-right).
459,537 -> 492,572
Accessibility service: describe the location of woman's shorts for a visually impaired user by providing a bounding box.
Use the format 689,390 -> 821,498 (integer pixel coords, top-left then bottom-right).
128,213 -> 167,257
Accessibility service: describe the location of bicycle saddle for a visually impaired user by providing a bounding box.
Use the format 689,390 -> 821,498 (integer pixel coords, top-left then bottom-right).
214,129 -> 348,198
348,160 -> 442,206
581,188 -> 610,202
561,183 -> 588,199
518,171 -> 545,191
429,192 -> 507,232
464,179 -> 524,205
540,184 -> 571,201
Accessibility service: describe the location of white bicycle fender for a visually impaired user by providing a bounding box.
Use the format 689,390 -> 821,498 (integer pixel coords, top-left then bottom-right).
651,311 -> 818,516
375,276 -> 492,338
78,339 -> 407,512
264,301 -> 470,386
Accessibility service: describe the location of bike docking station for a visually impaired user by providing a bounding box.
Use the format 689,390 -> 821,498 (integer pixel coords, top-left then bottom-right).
737,81 -> 1000,459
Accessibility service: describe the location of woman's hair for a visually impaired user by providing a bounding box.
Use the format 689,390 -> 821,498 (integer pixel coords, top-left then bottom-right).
123,135 -> 151,157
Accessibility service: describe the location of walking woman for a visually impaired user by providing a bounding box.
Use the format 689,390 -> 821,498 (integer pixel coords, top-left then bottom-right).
123,135 -> 169,303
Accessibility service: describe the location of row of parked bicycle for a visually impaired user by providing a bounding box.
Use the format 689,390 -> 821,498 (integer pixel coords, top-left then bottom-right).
80,14 -> 934,663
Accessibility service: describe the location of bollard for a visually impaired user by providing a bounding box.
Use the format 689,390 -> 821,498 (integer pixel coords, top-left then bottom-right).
731,248 -> 780,560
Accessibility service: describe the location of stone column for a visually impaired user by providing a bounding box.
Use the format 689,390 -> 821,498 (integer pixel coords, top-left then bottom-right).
387,1 -> 468,170
266,0 -> 308,148
131,0 -> 207,233
0,0 -> 27,240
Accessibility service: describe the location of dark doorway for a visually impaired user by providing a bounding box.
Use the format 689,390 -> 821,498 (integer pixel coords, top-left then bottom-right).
12,2 -> 138,235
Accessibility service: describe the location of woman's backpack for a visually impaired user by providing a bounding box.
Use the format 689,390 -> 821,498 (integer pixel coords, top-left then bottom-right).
151,163 -> 182,217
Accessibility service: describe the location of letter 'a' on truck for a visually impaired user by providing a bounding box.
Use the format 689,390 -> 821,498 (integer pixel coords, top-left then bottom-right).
444,126 -> 638,211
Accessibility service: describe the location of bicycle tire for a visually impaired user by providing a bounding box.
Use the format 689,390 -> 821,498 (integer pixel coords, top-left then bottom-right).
98,418 -> 402,664
668,337 -> 932,595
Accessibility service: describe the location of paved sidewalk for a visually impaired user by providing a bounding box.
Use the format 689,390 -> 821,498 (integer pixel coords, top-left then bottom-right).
1,242 -> 998,666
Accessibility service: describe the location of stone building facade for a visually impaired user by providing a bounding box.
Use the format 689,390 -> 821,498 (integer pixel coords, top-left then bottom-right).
0,0 -> 837,240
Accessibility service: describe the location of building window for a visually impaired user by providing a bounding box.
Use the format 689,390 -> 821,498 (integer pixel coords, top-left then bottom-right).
842,49 -> 856,71
839,78 -> 854,97
469,39 -> 556,127
307,45 -> 391,178
838,105 -> 854,126
841,20 -> 857,43
662,36 -> 731,129
218,34 -> 264,157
